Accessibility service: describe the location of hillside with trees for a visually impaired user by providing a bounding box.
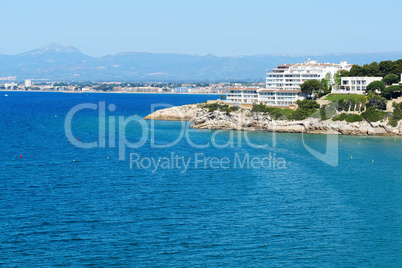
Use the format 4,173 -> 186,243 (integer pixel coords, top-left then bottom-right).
340,60 -> 402,80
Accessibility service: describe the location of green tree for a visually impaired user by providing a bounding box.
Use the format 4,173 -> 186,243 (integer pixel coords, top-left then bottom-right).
366,94 -> 387,110
379,60 -> 393,76
349,65 -> 366,76
366,81 -> 385,93
300,80 -> 321,99
340,60 -> 402,78
381,85 -> 402,100
333,72 -> 341,85
382,74 -> 399,85
320,74 -> 331,95
364,62 -> 381,76
339,70 -> 350,77
290,100 -> 320,120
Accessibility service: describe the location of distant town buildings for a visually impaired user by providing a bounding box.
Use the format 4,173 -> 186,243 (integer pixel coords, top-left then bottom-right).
0,81 -> 227,94
25,80 -> 32,87
4,82 -> 18,89
174,87 -> 193,93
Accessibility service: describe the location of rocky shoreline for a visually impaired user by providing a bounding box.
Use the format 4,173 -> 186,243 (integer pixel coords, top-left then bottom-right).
144,103 -> 402,136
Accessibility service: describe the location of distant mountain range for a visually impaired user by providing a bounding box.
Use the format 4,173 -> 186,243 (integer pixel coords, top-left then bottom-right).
1,43 -> 402,82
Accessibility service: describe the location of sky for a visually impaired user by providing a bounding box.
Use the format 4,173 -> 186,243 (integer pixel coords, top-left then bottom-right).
0,0 -> 401,57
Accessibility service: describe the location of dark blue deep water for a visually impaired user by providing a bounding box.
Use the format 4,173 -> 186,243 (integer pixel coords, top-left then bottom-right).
0,92 -> 401,267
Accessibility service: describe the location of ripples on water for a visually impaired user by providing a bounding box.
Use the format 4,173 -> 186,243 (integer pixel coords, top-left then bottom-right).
0,92 -> 401,266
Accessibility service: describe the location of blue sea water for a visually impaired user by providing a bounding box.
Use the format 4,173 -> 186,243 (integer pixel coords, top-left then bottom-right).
0,91 -> 401,267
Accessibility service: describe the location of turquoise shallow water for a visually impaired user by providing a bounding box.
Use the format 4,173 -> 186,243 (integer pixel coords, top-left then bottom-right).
0,92 -> 401,267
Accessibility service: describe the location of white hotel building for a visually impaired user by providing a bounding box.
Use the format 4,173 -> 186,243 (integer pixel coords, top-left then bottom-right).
226,60 -> 352,107
331,76 -> 382,94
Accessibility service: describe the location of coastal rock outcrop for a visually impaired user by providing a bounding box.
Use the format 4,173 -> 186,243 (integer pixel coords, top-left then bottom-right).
144,104 -> 402,136
143,104 -> 203,121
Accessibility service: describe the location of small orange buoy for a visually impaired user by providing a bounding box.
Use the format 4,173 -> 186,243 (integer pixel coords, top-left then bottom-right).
77,137 -> 79,141
19,155 -> 22,159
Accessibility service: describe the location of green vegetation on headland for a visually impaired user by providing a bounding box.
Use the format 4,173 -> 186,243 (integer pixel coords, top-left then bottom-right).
298,60 -> 402,101
339,60 -> 402,78
202,103 -> 239,114
324,94 -> 367,102
338,60 -> 402,100
332,113 -> 364,123
202,95 -> 401,126
286,59 -> 402,126
203,100 -> 321,121
251,103 -> 295,120
389,102 -> 402,127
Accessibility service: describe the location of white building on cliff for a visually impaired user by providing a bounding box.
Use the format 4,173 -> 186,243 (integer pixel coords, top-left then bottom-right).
331,76 -> 382,94
266,59 -> 352,91
226,60 -> 352,107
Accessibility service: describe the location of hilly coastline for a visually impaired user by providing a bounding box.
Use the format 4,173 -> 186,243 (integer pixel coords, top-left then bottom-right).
2,43 -> 402,82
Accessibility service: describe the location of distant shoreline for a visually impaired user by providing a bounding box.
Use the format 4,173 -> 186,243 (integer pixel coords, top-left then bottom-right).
1,90 -> 221,96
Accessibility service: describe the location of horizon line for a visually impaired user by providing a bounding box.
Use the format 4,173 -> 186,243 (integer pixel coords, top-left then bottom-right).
2,43 -> 402,58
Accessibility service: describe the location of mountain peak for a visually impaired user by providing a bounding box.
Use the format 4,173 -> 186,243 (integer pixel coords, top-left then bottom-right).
19,43 -> 82,56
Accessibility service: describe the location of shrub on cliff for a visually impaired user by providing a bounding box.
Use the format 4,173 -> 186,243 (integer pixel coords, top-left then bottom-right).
252,103 -> 270,113
252,100 -> 321,121
286,100 -> 319,120
251,104 -> 294,120
389,102 -> 402,127
296,99 -> 320,110
332,113 -> 349,121
345,114 -> 363,122
289,109 -> 309,120
366,94 -> 387,110
320,107 -> 327,120
204,103 -> 220,112
203,103 -> 239,114
332,113 -> 363,122
361,107 -> 386,122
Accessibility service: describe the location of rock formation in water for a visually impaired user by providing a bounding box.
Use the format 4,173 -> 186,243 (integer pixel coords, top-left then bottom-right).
144,104 -> 402,136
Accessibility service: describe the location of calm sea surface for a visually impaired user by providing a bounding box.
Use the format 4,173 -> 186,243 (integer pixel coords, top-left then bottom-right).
0,92 -> 401,267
